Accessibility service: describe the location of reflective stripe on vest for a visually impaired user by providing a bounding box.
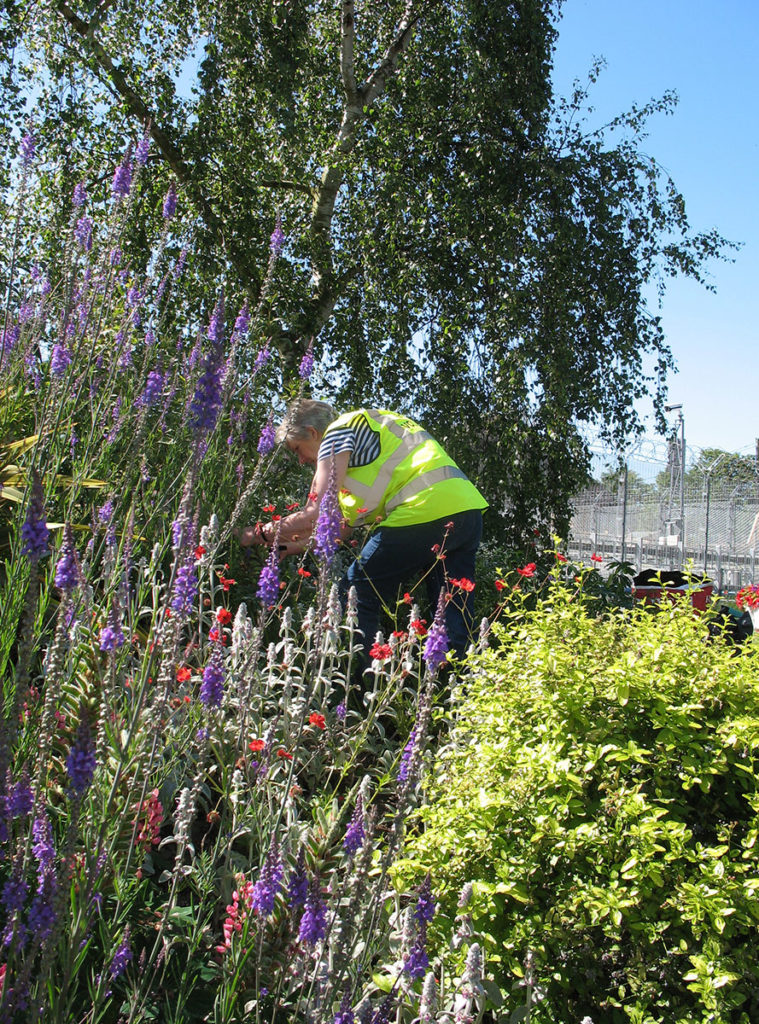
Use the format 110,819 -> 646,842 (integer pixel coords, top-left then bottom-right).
384,464 -> 469,514
343,410 -> 432,511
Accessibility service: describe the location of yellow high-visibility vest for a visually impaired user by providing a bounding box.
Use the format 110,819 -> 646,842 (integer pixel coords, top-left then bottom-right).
324,409 -> 488,528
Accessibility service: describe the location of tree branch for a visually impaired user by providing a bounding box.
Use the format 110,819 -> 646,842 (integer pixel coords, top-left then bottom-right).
54,1 -> 229,258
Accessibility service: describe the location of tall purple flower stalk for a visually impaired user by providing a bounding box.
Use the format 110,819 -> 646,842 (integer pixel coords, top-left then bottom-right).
334,993 -> 355,1024
199,646 -> 225,708
397,725 -> 417,785
314,463 -> 341,565
74,215 -> 93,251
20,132 -> 35,167
253,340 -> 270,375
21,470 -> 49,561
288,848 -> 308,908
171,557 -> 198,615
99,596 -> 125,652
72,182 -> 87,208
109,930 -> 132,979
233,301 -> 250,340
414,874 -> 436,924
422,592 -> 449,672
207,294 -> 225,346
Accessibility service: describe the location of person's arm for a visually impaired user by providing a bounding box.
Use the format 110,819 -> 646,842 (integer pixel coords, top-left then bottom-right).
240,450 -> 351,548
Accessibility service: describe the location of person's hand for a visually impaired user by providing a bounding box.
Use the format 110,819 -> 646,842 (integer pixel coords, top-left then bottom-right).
238,524 -> 266,547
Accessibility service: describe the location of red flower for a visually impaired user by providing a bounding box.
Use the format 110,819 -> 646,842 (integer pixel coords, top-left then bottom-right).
216,607 -> 232,624
517,563 -> 537,578
590,552 -> 603,563
392,630 -> 408,640
450,577 -> 475,592
208,626 -> 226,644
249,739 -> 265,752
277,748 -> 293,760
410,619 -> 428,637
194,545 -> 206,559
555,553 -> 568,563
176,666 -> 192,683
262,504 -> 276,513
218,573 -> 236,591
369,642 -> 392,661
308,712 -> 326,730
297,567 -> 312,578
357,506 -> 368,513
494,579 -> 506,591
285,502 -> 300,510
402,592 -> 412,604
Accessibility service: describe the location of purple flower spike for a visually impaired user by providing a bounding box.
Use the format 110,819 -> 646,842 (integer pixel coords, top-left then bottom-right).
112,158 -> 132,200
250,840 -> 284,918
200,646 -> 225,708
162,182 -> 177,220
397,725 -> 417,785
270,214 -> 285,256
20,132 -> 35,167
334,993 -> 355,1024
135,133 -> 150,167
414,874 -> 436,924
55,523 -> 79,592
298,339 -> 314,380
314,465 -> 341,565
99,596 -> 125,652
253,340 -> 270,375
207,294 -> 225,346
403,931 -> 430,980
66,714 -> 96,795
21,470 -> 49,562
72,182 -> 87,208
343,795 -> 365,856
257,414 -> 275,455
298,879 -> 327,946
171,558 -> 198,615
50,343 -> 72,377
256,544 -> 280,608
422,592 -> 449,672
233,301 -> 250,339
74,215 -> 93,251
288,848 -> 308,908
109,930 -> 132,979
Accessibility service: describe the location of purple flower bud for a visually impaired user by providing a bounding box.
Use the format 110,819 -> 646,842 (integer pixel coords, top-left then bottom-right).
414,874 -> 436,924
112,158 -> 132,200
171,558 -> 198,615
72,182 -> 87,208
403,931 -> 429,980
256,545 -> 280,608
188,355 -> 224,436
140,368 -> 165,408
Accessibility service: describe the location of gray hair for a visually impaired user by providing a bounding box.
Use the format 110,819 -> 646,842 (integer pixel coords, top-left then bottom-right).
275,399 -> 336,443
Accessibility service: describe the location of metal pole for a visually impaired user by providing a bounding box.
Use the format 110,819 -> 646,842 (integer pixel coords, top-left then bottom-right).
621,463 -> 628,565
679,411 -> 686,568
704,474 -> 711,575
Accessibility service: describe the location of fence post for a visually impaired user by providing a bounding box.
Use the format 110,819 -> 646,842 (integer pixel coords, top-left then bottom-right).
620,463 -> 628,565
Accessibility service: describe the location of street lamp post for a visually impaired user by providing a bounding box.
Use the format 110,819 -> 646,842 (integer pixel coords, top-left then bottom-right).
665,404 -> 685,568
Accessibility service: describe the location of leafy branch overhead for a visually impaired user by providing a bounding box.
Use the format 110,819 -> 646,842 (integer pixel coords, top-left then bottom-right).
2,0 -> 734,544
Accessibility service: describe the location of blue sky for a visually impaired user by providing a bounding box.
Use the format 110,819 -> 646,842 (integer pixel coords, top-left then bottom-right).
551,0 -> 758,456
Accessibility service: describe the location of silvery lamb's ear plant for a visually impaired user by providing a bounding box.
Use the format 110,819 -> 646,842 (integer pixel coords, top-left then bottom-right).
0,132 -> 498,1024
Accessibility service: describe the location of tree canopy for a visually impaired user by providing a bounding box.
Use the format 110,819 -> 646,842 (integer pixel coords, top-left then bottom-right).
0,0 -> 732,544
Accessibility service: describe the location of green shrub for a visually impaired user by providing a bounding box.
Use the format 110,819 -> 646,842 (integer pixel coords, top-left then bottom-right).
398,584 -> 759,1023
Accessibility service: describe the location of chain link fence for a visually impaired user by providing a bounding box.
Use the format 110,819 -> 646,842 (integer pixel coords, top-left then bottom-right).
568,436 -> 759,593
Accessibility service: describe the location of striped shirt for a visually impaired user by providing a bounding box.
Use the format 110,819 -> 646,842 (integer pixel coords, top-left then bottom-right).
318,412 -> 381,468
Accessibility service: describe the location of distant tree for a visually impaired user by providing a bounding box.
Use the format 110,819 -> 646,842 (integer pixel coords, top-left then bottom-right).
0,1 -> 733,545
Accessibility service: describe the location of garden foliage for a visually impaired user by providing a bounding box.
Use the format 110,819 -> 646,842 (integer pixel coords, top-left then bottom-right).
399,580 -> 759,1023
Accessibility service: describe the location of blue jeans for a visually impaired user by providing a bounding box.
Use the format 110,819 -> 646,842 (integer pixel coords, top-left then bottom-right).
339,509 -> 483,662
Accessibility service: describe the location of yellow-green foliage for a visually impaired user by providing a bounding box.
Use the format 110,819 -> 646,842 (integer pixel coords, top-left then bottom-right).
399,584 -> 759,1024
